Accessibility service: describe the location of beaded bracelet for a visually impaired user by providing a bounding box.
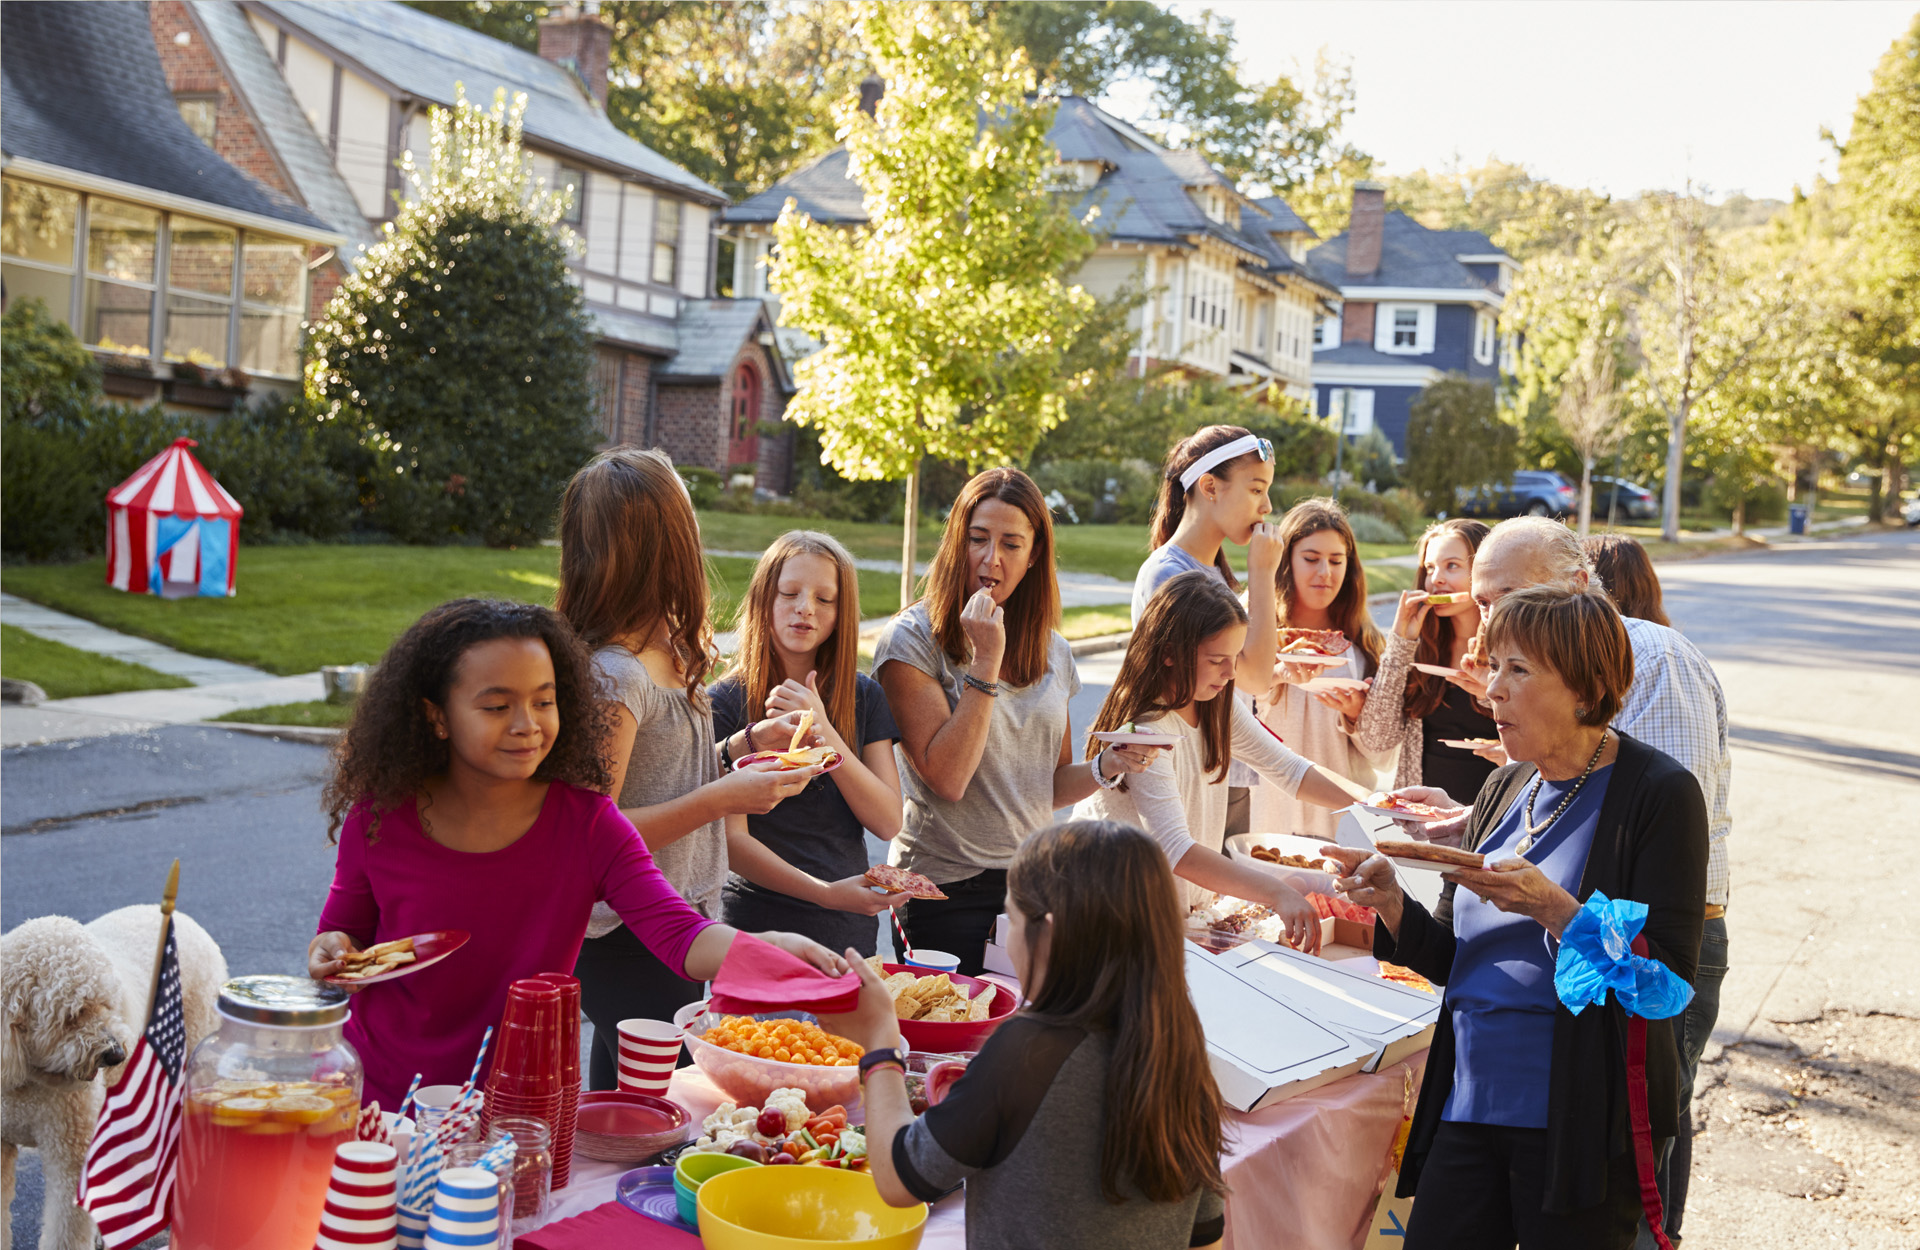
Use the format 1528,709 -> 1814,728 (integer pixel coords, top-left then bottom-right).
962,673 -> 1001,697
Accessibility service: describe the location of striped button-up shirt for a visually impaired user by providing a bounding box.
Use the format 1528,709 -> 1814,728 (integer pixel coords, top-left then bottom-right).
1616,615 -> 1733,906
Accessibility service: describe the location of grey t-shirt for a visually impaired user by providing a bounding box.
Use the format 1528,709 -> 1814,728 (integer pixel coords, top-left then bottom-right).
894,1016 -> 1226,1250
872,603 -> 1080,884
1130,542 -> 1221,624
586,646 -> 727,937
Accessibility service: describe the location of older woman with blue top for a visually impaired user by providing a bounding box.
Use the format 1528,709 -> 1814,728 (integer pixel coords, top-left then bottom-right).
1323,587 -> 1706,1250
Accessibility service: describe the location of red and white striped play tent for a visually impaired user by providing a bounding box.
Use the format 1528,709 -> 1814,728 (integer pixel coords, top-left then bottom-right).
105,438 -> 244,597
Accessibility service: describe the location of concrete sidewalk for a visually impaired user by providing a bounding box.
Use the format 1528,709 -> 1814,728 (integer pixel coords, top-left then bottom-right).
707,549 -> 1135,607
2,673 -> 326,748
1,592 -> 272,684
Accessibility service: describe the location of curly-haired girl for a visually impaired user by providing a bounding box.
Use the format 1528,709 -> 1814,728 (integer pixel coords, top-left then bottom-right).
308,598 -> 842,1108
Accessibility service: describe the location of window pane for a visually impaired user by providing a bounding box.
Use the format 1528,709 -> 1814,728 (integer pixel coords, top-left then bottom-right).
169,218 -> 236,295
178,98 -> 218,144
652,241 -> 676,286
87,199 -> 159,282
2,260 -> 73,321
239,306 -> 301,376
3,180 -> 79,266
164,293 -> 229,366
82,279 -> 153,354
557,166 -> 583,224
242,237 -> 305,308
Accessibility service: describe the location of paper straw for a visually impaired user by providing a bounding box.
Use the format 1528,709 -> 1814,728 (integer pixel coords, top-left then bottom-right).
890,909 -> 914,961
464,1027 -> 493,1093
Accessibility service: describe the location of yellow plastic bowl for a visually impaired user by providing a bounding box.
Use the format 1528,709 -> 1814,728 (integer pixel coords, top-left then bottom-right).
696,1164 -> 928,1249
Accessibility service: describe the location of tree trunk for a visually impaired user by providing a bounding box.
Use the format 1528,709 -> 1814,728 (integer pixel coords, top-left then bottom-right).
899,461 -> 921,610
1731,495 -> 1745,536
1661,404 -> 1687,544
1578,456 -> 1594,537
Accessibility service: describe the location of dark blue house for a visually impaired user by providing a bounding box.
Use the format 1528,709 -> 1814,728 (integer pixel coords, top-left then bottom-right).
1305,182 -> 1517,457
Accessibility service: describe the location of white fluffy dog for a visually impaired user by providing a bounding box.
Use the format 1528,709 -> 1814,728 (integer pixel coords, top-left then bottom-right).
2,906 -> 225,1250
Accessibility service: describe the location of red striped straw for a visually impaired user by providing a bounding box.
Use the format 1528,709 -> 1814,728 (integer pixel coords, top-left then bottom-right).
890,909 -> 914,961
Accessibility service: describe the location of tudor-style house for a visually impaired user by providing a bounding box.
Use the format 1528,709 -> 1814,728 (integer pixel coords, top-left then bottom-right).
1305,181 -> 1517,455
723,96 -> 1335,406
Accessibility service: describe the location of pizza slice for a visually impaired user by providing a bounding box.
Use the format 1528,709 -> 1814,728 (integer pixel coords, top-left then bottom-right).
1278,627 -> 1349,656
864,864 -> 948,900
1373,838 -> 1485,869
1373,795 -> 1449,819
1376,962 -> 1436,993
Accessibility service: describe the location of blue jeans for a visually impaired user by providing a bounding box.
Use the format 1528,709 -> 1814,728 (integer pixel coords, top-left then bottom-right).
1634,915 -> 1728,1247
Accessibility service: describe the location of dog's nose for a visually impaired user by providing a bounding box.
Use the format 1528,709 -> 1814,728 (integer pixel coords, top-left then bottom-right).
100,1041 -> 127,1069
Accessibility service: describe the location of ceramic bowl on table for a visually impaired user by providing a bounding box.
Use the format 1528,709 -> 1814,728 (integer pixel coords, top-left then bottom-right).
697,1164 -> 928,1250
673,1151 -> 760,1229
674,1002 -> 865,1113
573,1090 -> 691,1164
879,964 -> 1018,1054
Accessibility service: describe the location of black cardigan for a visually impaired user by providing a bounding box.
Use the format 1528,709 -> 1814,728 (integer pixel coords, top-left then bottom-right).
1376,732 -> 1708,1214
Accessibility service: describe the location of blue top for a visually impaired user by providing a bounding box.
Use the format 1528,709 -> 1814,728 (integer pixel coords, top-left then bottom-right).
1442,763 -> 1613,1129
1129,543 -> 1222,624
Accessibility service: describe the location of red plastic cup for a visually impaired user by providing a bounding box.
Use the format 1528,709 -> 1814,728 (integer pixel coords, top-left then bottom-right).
529,973 -> 581,1188
489,981 -> 561,1092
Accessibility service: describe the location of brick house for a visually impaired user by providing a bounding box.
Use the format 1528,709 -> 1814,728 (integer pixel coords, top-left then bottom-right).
1,1 -> 344,412
723,96 -> 1336,405
9,0 -> 797,484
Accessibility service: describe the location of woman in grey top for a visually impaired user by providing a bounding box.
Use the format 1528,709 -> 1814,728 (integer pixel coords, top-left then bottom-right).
875,469 -> 1155,975
556,449 -> 822,1089
830,819 -> 1227,1250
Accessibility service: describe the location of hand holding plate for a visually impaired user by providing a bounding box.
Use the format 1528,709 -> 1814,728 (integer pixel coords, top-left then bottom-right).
307,931 -> 366,993
1442,857 -> 1580,936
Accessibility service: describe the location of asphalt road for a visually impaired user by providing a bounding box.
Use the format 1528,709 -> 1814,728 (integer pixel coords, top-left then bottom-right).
4,528 -> 1915,1244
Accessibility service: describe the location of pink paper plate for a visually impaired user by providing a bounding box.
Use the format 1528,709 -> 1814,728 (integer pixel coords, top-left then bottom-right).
575,1091 -> 692,1164
324,930 -> 469,987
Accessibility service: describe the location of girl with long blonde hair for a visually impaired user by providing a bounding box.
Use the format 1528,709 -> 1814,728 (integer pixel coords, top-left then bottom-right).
1253,498 -> 1395,838
711,531 -> 907,956
556,448 -> 823,1089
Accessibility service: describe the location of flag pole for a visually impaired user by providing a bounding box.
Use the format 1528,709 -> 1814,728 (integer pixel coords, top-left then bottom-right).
146,859 -> 180,1022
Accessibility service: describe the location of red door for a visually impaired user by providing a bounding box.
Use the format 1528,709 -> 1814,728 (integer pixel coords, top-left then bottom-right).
726,362 -> 761,474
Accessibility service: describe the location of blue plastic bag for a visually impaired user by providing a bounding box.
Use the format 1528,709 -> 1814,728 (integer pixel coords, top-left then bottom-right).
1554,891 -> 1694,1020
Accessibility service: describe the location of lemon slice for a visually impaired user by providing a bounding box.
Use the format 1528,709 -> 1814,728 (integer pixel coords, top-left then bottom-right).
269,1094 -> 335,1125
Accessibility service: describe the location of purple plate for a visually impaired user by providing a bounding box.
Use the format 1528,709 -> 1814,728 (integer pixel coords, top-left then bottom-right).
615,1166 -> 697,1234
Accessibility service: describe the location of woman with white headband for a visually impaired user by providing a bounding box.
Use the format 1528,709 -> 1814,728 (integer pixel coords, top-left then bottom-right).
1133,426 -> 1284,838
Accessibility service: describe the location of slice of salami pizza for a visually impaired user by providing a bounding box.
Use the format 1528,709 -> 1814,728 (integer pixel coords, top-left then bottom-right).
1278,627 -> 1350,655
865,864 -> 948,900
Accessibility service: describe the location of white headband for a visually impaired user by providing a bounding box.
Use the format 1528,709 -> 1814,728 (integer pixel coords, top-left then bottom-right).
1178,434 -> 1267,490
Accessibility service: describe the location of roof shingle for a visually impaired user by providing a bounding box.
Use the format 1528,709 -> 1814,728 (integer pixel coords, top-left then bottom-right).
1306,211 -> 1510,291
1,0 -> 332,235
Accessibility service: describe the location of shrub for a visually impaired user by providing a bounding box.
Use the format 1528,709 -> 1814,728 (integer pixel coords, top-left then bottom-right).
1404,375 -> 1516,517
1349,427 -> 1401,490
1,298 -> 102,422
1345,512 -> 1406,544
1029,459 -> 1157,525
304,90 -> 597,546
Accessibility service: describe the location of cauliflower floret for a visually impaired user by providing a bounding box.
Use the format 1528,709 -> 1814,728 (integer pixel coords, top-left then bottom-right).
764,1087 -> 811,1132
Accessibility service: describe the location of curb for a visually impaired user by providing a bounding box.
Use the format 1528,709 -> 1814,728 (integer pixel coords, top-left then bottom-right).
1069,632 -> 1131,658
204,720 -> 343,747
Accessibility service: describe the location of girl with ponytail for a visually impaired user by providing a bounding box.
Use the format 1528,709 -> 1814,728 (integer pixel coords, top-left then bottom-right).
833,820 -> 1230,1250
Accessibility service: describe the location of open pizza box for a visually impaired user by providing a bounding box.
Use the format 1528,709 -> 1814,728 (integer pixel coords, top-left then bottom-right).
1185,941 -> 1377,1112
1207,939 -> 1441,1071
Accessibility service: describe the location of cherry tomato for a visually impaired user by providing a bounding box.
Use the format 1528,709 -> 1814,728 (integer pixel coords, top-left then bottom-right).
756,1107 -> 787,1137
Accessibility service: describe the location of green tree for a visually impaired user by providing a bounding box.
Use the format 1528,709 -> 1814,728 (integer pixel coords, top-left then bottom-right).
771,1 -> 1098,606
305,87 -> 597,546
1404,375 -> 1515,517
1831,13 -> 1920,520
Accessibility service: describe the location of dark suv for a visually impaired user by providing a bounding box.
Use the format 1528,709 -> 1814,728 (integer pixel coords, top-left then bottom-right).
1459,470 -> 1579,519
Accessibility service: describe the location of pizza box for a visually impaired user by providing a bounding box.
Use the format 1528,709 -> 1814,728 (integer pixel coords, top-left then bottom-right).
981,913 -> 1017,977
1210,940 -> 1441,1072
1184,941 -> 1376,1112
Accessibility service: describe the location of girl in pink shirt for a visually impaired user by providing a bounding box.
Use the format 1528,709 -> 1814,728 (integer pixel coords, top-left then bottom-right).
308,598 -> 843,1107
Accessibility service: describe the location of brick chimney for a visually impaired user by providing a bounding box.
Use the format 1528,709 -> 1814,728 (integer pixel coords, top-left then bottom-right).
539,3 -> 611,110
1345,180 -> 1386,279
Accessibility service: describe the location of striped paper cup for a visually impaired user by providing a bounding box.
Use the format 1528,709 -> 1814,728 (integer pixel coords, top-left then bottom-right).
393,1206 -> 430,1250
315,1142 -> 399,1250
423,1168 -> 500,1249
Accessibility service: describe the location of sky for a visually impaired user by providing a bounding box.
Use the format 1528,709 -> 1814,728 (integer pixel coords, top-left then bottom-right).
1151,0 -> 1913,202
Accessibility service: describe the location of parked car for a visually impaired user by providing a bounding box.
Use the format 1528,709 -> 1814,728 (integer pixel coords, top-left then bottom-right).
1590,475 -> 1659,522
1903,494 -> 1920,529
1458,470 -> 1579,519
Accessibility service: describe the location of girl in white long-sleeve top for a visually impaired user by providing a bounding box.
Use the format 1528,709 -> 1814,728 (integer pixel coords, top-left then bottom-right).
1072,571 -> 1373,952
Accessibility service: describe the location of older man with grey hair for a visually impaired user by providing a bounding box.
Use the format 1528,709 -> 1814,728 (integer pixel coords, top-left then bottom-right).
1402,515 -> 1729,1249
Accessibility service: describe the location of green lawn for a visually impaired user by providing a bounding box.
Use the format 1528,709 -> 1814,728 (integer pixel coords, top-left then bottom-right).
212,699 -> 352,727
1,547 -> 898,677
0,623 -> 190,698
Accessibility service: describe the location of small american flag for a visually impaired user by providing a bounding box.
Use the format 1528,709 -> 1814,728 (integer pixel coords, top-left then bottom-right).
77,925 -> 187,1247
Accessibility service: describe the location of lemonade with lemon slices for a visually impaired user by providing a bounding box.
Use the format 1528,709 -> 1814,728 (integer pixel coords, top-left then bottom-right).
171,1078 -> 359,1249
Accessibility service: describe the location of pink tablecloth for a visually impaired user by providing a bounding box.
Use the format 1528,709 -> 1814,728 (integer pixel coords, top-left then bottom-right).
535,1052 -> 1425,1250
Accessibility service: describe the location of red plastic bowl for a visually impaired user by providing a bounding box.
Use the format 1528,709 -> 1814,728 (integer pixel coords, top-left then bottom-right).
881,964 -> 1017,1053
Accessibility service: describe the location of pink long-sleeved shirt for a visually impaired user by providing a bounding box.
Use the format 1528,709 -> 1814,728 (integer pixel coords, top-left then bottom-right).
317,781 -> 715,1106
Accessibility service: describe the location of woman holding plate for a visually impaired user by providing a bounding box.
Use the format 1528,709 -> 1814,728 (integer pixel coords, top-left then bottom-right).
875,468 -> 1158,975
1352,518 -> 1503,811
1322,587 -> 1706,1249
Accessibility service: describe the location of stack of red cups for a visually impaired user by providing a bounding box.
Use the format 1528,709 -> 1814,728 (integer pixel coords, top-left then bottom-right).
481,979 -> 562,1150
530,971 -> 581,1189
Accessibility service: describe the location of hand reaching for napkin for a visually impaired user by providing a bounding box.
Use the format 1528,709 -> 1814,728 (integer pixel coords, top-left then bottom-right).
706,932 -> 863,1017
